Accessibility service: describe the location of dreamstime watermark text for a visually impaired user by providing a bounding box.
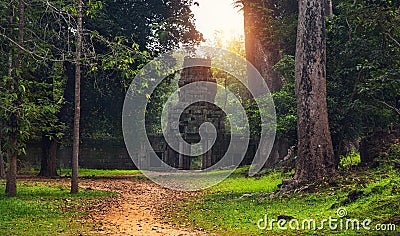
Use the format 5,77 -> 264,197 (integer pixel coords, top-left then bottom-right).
257,208 -> 396,232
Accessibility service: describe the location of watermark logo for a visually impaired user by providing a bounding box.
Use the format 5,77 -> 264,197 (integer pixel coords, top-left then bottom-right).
336,207 -> 347,218
257,207 -> 396,232
122,46 -> 276,191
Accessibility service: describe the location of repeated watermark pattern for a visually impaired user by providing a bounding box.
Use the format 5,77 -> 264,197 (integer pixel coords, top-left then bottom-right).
257,207 -> 396,232
122,46 -> 276,191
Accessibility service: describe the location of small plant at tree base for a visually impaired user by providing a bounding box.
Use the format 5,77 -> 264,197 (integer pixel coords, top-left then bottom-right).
339,150 -> 361,169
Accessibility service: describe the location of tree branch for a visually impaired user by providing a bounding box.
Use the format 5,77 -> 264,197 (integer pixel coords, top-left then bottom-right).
385,32 -> 400,47
0,31 -> 68,62
376,99 -> 400,117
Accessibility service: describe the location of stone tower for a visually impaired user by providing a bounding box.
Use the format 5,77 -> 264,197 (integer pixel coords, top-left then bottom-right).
165,57 -> 226,170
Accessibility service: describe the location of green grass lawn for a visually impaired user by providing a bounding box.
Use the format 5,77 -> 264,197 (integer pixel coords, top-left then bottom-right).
168,164 -> 400,235
5,145 -> 399,235
0,181 -> 118,235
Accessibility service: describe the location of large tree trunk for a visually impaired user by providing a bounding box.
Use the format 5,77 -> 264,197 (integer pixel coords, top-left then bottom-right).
294,0 -> 336,183
71,0 -> 83,194
243,0 -> 286,168
38,136 -> 58,177
244,0 -> 282,93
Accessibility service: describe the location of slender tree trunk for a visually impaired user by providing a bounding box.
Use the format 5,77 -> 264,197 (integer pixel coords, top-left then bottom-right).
294,0 -> 336,183
71,0 -> 83,194
6,0 -> 25,197
5,139 -> 17,196
38,136 -> 58,177
15,0 -> 24,69
0,128 -> 5,179
0,3 -> 14,181
326,0 -> 333,18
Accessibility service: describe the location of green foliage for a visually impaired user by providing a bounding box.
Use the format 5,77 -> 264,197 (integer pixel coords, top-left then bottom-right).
78,0 -> 204,139
377,144 -> 400,162
242,0 -> 400,160
86,0 -> 203,53
339,150 -> 361,169
0,0 -> 75,160
0,65 -> 65,155
86,0 -> 103,18
246,98 -> 262,137
1,0 -> 204,145
238,0 -> 298,54
327,0 -> 400,154
272,55 -> 297,142
243,53 -> 297,144
269,0 -> 298,55
145,74 -> 178,134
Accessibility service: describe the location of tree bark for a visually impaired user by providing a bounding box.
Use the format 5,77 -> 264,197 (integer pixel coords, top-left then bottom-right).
5,145 -> 17,196
6,0 -> 25,197
294,0 -> 336,183
38,136 -> 58,177
2,5 -> 14,182
326,0 -> 333,18
15,0 -> 24,69
0,128 -> 5,179
71,0 -> 83,194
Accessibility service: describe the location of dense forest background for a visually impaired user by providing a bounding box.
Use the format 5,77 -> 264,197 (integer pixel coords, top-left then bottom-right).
0,0 -> 399,196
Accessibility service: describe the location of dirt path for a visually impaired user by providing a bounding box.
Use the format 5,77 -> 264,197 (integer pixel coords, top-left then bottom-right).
81,178 -> 208,236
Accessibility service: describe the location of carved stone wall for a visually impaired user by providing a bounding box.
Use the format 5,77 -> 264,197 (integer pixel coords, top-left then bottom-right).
164,57 -> 226,170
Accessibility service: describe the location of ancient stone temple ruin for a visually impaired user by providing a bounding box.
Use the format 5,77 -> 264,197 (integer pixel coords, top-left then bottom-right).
138,57 -> 277,171
142,57 -> 268,171
163,57 -> 227,170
